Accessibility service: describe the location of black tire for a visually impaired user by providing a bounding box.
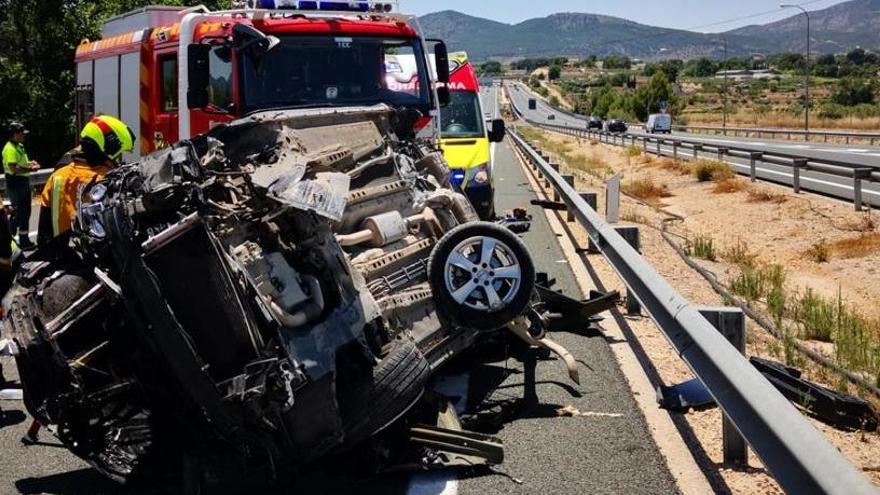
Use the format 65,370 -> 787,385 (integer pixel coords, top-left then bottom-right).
339,341 -> 430,447
8,271 -> 176,485
428,222 -> 535,331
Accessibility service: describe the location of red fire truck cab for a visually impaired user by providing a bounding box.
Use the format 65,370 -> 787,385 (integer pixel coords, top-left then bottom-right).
74,2 -> 450,162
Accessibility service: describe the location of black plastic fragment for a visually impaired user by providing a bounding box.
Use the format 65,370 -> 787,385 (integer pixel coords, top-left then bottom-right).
751,357 -> 879,432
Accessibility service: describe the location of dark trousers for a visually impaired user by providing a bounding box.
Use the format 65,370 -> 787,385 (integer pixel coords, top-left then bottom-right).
5,175 -> 32,233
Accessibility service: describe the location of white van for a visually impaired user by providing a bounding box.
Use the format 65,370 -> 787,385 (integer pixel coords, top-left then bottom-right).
645,114 -> 672,134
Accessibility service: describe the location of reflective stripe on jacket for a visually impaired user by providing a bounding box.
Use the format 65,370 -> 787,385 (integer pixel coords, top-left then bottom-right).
39,161 -> 111,237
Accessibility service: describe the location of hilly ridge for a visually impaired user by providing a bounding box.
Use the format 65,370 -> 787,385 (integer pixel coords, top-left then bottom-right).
419,0 -> 880,61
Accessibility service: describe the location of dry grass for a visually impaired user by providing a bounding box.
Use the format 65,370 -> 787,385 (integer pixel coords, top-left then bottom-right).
621,210 -> 651,225
622,176 -> 672,205
805,239 -> 831,263
712,178 -> 748,194
841,211 -> 877,232
687,111 -> 880,132
722,239 -> 758,266
653,158 -> 690,175
519,127 -> 613,179
692,159 -> 733,182
829,232 -> 880,259
747,187 -> 788,204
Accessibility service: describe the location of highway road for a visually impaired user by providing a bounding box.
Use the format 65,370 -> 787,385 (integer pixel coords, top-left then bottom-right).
506,82 -> 880,208
0,86 -> 678,495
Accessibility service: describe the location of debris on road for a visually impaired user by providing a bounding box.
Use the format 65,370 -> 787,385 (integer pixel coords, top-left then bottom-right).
556,405 -> 623,419
658,358 -> 879,431
751,357 -> 879,432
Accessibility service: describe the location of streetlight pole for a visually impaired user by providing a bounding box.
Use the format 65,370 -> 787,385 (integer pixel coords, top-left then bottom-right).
722,36 -> 728,133
781,4 -> 811,140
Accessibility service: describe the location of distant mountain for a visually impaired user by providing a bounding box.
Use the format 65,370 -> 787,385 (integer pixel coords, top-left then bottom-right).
728,0 -> 880,54
419,1 -> 880,61
419,11 -> 728,61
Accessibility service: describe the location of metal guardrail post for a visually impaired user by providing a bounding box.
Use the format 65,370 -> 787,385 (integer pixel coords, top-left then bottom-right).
642,136 -> 647,152
673,141 -> 680,160
617,226 -> 641,315
853,169 -> 872,211
699,308 -> 748,467
550,162 -> 560,199
692,143 -> 702,160
749,152 -> 763,182
579,191 -> 598,211
507,129 -> 878,494
580,191 -> 600,253
562,175 -> 575,221
655,140 -> 661,155
606,175 -> 621,224
717,147 -> 729,161
792,158 -> 807,194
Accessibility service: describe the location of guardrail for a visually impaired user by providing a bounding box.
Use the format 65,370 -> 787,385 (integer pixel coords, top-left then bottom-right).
0,169 -> 52,193
506,126 -> 877,494
510,81 -> 880,146
532,121 -> 880,210
674,124 -> 880,145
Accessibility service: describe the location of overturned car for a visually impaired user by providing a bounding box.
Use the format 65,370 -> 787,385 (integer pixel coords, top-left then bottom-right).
3,105 -> 554,487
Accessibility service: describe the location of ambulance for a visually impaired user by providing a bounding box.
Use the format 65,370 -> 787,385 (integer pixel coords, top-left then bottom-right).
73,1 -> 451,163
439,53 -> 505,220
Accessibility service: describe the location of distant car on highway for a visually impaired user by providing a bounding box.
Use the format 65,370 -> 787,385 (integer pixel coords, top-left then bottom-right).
528,98 -> 537,110
547,114 -> 556,121
606,119 -> 628,133
586,116 -> 603,130
645,113 -> 672,134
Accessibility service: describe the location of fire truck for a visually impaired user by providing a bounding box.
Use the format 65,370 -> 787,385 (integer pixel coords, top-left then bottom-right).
74,1 -> 450,163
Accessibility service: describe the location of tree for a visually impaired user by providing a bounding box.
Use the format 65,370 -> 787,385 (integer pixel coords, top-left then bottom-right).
603,55 -> 631,70
813,54 -> 839,78
832,78 -> 876,106
479,61 -> 503,76
0,0 -> 233,166
769,53 -> 806,72
644,60 -> 682,83
846,48 -> 868,66
548,65 -> 562,81
683,58 -> 718,78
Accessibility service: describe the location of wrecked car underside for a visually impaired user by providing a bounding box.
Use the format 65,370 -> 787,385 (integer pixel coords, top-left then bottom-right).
2,105 -> 605,490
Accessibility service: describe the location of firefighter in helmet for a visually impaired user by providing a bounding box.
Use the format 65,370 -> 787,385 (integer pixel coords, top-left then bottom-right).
37,115 -> 134,247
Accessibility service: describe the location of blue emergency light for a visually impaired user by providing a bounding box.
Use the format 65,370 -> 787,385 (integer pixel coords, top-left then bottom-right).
450,170 -> 466,186
256,0 -> 377,11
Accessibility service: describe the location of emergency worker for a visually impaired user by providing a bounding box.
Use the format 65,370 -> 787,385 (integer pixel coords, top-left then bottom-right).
37,116 -> 134,247
2,122 -> 40,249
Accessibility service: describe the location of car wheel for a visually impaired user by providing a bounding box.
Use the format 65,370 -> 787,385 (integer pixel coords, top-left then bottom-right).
428,222 -> 535,330
338,340 -> 430,447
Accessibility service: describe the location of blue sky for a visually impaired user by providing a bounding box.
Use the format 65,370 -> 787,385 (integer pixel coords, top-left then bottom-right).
403,0 -> 849,32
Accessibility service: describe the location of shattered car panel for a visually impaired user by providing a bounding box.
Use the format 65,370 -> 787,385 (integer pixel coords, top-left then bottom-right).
2,104 -> 534,486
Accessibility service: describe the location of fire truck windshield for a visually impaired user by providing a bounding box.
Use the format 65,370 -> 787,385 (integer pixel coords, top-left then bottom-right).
240,35 -> 431,114
440,91 -> 484,138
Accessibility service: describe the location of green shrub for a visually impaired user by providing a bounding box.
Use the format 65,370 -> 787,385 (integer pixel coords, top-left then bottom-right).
686,234 -> 717,261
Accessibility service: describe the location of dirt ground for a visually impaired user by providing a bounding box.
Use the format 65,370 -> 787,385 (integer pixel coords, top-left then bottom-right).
515,128 -> 880,494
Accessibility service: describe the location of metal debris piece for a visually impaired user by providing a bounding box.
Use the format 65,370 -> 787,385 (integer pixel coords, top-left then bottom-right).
659,359 -> 880,432
556,405 -> 623,418
751,357 -> 879,432
409,425 -> 504,467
